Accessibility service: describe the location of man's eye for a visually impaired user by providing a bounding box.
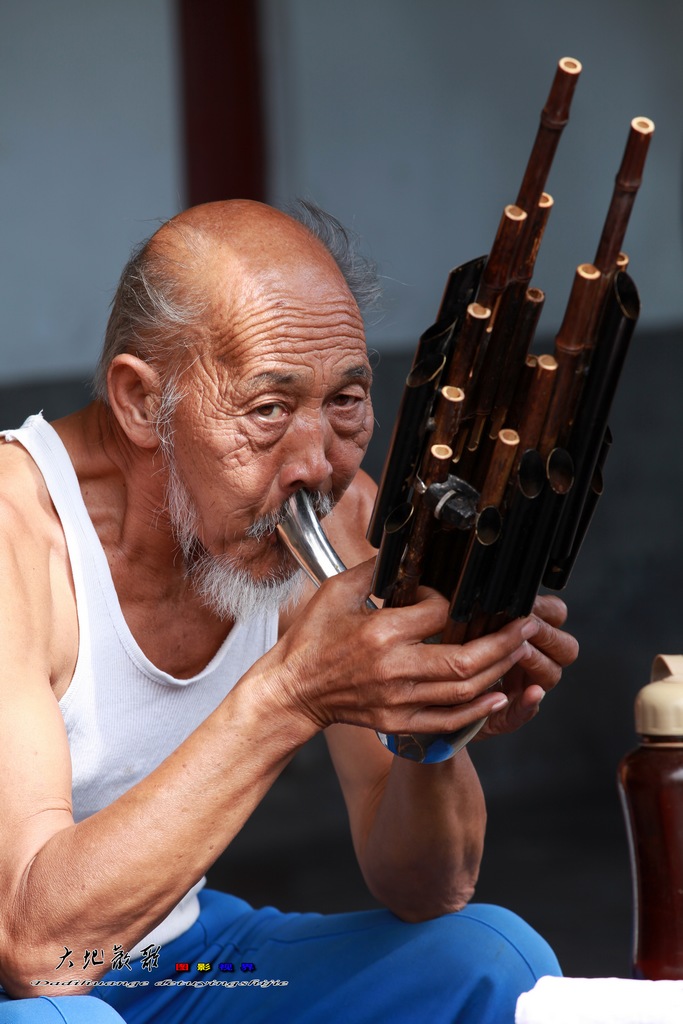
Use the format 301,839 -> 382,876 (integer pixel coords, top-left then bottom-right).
255,403 -> 287,420
331,393 -> 362,408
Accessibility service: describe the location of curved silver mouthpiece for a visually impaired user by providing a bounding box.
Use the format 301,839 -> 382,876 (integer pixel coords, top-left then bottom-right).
276,490 -> 347,586
277,490 -> 487,764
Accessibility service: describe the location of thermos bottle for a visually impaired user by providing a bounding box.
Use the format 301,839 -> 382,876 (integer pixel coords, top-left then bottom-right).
618,654 -> 683,980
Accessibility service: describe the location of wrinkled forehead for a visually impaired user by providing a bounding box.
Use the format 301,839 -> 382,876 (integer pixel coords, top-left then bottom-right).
154,204 -> 369,383
197,249 -> 367,375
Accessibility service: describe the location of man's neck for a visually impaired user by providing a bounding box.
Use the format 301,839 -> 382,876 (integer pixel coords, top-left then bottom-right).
53,401 -> 176,565
51,401 -> 236,677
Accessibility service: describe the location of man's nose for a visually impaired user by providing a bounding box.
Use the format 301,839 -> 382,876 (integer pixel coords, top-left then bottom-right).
278,413 -> 334,494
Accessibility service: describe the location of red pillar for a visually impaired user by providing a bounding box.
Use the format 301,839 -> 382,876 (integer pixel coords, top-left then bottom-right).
177,0 -> 266,207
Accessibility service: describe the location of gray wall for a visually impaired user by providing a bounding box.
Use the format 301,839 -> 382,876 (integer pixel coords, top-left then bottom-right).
261,0 -> 683,349
1,0 -> 681,787
2,1 -> 681,387
0,0 -> 182,386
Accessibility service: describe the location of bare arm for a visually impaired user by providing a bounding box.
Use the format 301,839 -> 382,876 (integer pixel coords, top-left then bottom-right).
323,592 -> 577,922
326,726 -> 488,922
297,472 -> 578,922
0,504 -> 315,994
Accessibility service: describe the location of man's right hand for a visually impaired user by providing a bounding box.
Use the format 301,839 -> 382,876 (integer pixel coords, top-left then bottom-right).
266,557 -> 538,738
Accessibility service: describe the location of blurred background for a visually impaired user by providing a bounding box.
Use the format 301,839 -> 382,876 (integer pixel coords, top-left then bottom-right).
2,0 -> 682,979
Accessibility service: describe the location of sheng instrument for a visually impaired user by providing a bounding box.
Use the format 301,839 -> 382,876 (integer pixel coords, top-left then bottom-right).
278,57 -> 654,764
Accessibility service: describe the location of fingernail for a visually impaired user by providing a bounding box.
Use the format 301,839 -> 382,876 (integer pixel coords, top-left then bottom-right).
511,640 -> 532,663
521,618 -> 539,640
491,695 -> 509,711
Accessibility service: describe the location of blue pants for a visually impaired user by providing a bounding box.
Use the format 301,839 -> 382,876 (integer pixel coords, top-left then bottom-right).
0,889 -> 560,1023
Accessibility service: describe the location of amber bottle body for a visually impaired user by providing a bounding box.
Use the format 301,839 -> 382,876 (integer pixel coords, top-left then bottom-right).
618,740 -> 683,980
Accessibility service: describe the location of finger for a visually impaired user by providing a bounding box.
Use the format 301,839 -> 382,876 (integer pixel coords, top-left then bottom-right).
515,640 -> 567,696
526,614 -> 579,668
388,689 -> 509,735
337,557 -> 379,605
339,561 -> 452,637
393,661 -> 513,710
384,619 -> 536,694
371,592 -> 452,646
531,593 -> 569,629
482,685 -> 545,736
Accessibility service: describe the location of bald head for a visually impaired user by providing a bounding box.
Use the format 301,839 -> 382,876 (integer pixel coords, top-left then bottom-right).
94,199 -> 379,402
152,201 -> 354,348
157,199 -> 336,265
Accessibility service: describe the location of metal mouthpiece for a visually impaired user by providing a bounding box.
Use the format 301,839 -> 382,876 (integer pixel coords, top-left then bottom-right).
277,490 -> 346,586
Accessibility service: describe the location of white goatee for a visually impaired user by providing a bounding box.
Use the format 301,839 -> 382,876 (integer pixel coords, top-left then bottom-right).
162,444 -> 335,622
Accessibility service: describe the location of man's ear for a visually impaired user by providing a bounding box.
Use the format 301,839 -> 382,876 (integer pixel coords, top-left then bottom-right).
106,354 -> 164,449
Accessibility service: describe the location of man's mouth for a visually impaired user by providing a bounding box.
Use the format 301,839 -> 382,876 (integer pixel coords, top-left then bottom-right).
246,491 -> 334,545
244,505 -> 288,543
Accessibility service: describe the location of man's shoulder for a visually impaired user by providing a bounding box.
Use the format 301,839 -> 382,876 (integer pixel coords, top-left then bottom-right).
325,469 -> 378,568
0,437 -> 59,539
0,437 -> 78,693
0,438 -> 72,596
336,468 -> 377,526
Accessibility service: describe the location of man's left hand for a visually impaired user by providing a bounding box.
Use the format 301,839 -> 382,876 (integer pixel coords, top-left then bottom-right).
478,594 -> 579,737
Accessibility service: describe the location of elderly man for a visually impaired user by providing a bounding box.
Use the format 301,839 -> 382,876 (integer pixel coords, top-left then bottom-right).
0,200 -> 577,1023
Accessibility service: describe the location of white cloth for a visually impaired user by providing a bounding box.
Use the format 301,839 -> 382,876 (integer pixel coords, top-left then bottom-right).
516,975 -> 683,1024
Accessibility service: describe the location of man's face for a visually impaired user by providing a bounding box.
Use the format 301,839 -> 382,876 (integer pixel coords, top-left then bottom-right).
163,255 -> 374,586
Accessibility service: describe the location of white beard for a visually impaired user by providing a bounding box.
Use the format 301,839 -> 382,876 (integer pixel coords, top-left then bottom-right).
183,550 -> 304,623
162,447 -> 331,623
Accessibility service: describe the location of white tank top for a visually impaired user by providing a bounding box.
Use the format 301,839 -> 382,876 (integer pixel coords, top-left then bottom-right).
1,414 -> 279,955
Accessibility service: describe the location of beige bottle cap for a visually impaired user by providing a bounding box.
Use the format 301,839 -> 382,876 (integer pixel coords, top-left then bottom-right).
634,655 -> 683,736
